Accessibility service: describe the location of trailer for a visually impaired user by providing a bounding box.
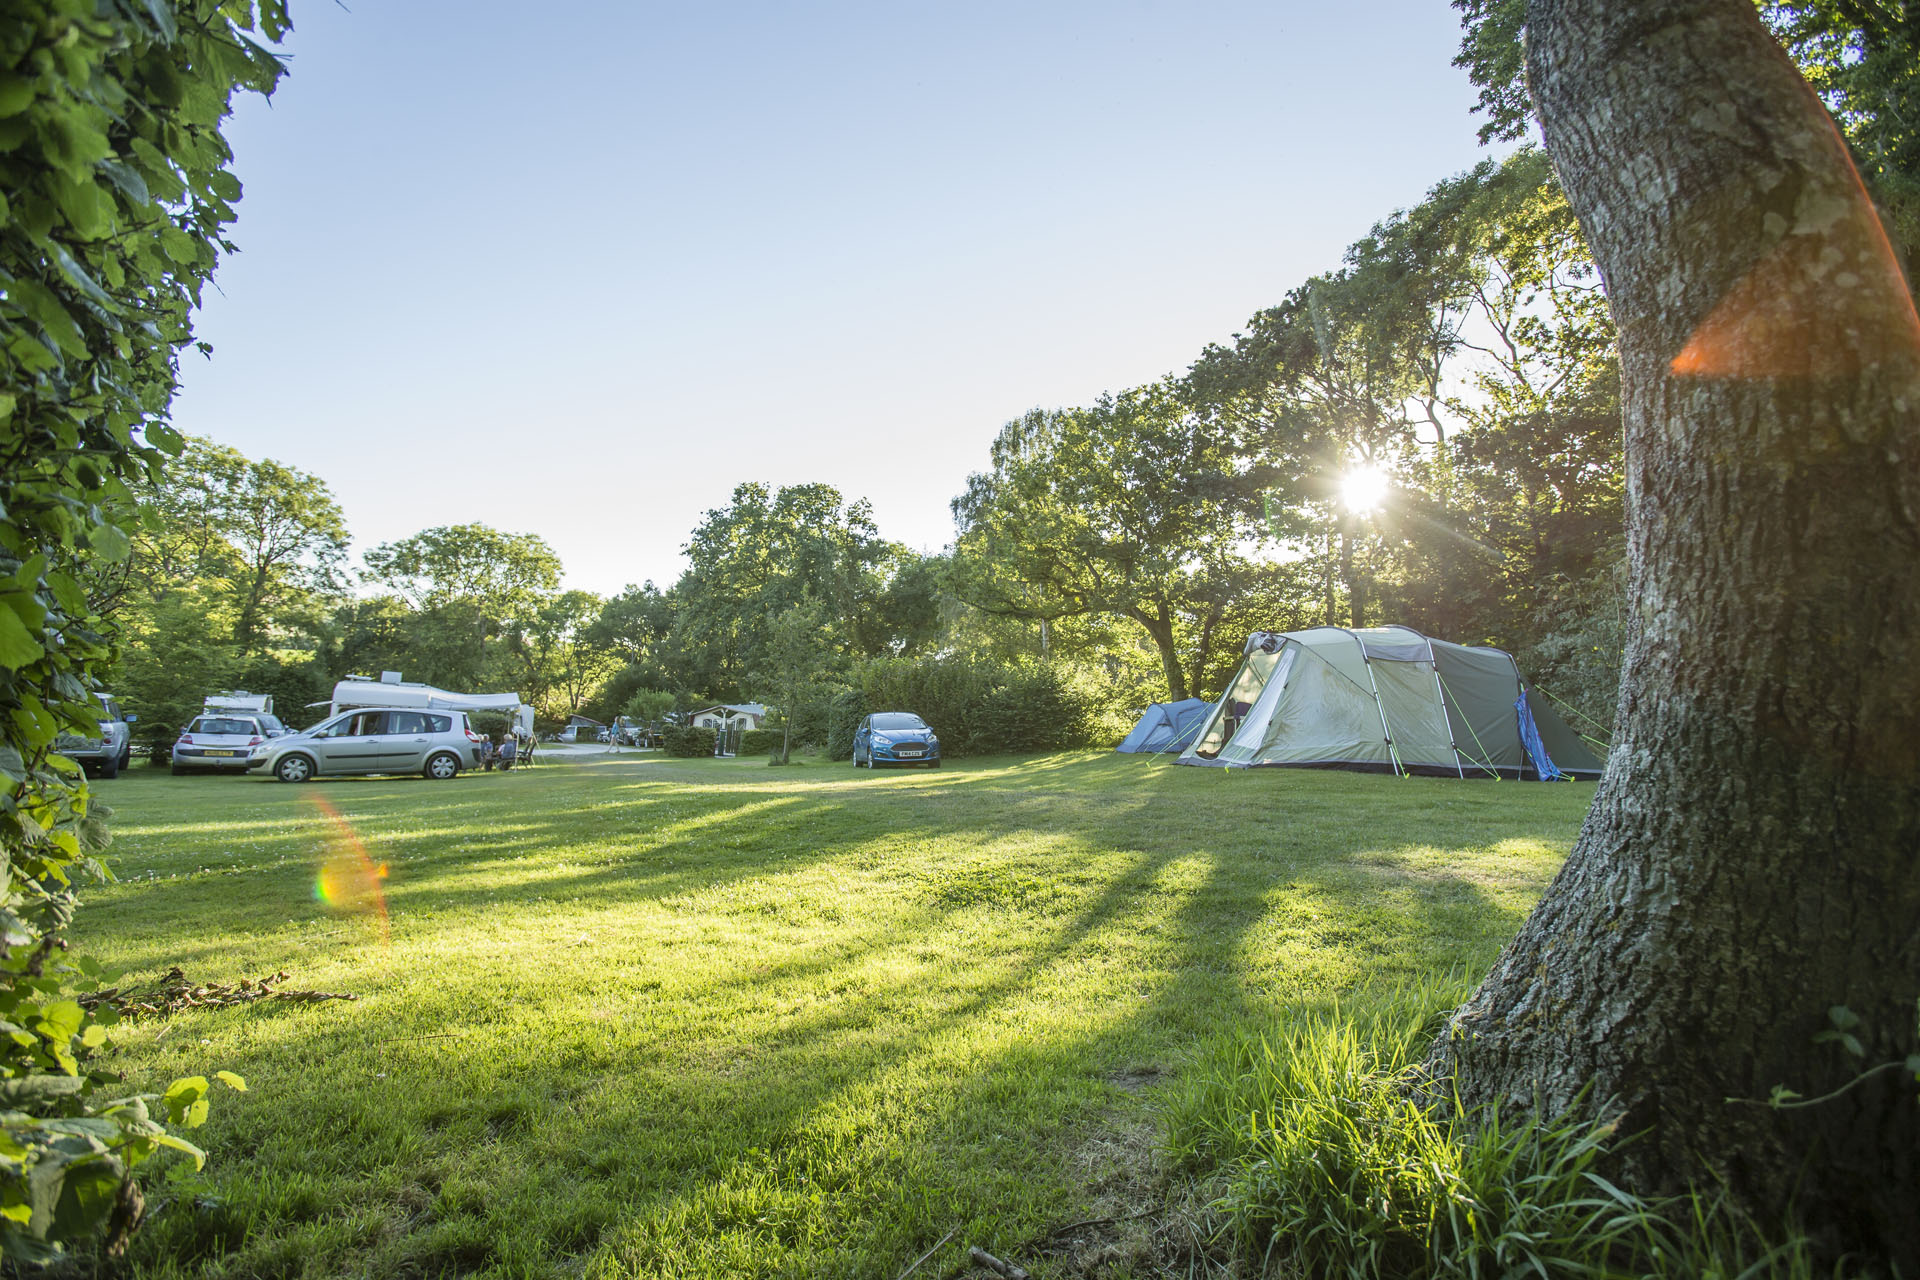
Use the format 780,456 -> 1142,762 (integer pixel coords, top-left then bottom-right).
321,672 -> 534,734
204,689 -> 274,717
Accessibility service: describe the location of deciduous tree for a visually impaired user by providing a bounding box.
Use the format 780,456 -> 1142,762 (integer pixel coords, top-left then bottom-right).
1424,0 -> 1920,1262
951,386 -> 1264,700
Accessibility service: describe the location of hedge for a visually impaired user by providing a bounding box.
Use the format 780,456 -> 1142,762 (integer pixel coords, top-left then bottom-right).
660,725 -> 718,757
826,688 -> 868,761
837,658 -> 1100,758
736,729 -> 783,757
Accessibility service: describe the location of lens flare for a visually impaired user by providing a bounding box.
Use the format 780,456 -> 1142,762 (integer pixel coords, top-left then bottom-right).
1671,120 -> 1920,380
306,794 -> 390,944
1340,464 -> 1389,513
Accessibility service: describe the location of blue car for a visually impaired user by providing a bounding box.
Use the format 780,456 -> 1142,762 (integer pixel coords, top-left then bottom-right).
853,712 -> 941,769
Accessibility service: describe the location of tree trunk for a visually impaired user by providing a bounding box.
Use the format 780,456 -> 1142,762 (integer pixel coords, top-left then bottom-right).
1340,523 -> 1367,629
1132,608 -> 1189,702
1424,0 -> 1920,1262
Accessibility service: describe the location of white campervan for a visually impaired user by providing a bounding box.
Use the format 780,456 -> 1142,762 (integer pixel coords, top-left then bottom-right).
323,673 -> 535,736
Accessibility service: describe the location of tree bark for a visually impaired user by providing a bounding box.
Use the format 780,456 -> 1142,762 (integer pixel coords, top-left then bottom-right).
1340,523 -> 1367,628
1424,0 -> 1920,1263
1131,607 -> 1190,702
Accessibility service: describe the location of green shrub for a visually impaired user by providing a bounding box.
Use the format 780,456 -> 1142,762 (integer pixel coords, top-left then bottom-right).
972,665 -> 1092,752
660,725 -> 718,758
467,710 -> 513,739
736,729 -> 782,757
1166,982 -> 1823,1280
846,658 -> 1101,757
0,0 -> 288,1260
825,689 -> 868,761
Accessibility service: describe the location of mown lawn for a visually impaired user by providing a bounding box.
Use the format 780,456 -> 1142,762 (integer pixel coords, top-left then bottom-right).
78,750 -> 1595,1279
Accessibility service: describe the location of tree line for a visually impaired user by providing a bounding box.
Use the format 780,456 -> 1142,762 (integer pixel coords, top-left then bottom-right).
114,0 -> 1920,750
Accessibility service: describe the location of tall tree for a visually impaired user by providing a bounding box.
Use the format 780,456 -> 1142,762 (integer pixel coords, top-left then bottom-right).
1187,258 -> 1456,629
1457,0 -> 1919,290
951,386 -> 1264,700
360,524 -> 562,690
670,483 -> 892,697
125,436 -> 347,655
752,601 -> 834,764
1424,0 -> 1920,1263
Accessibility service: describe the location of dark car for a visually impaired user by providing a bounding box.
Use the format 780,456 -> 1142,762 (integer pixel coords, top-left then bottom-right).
852,712 -> 940,769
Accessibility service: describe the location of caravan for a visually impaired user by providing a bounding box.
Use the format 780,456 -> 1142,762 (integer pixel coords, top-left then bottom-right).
322,673 -> 535,736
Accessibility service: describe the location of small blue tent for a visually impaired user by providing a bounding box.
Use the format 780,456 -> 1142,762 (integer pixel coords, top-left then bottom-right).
1116,698 -> 1212,754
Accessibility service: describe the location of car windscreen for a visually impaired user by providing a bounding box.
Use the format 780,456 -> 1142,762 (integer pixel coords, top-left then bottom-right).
871,714 -> 927,731
190,718 -> 256,736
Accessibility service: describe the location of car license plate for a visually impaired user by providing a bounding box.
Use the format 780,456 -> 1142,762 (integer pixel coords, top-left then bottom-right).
898,749 -> 922,757
202,749 -> 236,757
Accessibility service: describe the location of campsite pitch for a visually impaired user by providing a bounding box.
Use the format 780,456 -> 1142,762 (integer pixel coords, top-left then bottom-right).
85,752 -> 1594,1278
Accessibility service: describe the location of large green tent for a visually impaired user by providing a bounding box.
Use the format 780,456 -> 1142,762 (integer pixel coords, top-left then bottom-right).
1176,626 -> 1605,779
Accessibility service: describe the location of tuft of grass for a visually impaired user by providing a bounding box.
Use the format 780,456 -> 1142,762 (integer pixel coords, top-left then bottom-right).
1167,983 -> 1830,1279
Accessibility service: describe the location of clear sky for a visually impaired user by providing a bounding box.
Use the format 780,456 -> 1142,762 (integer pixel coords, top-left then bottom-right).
173,1 -> 1506,597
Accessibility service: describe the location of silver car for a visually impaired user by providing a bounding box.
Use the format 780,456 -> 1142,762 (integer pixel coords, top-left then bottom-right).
55,693 -> 134,779
172,713 -> 279,775
249,707 -> 483,783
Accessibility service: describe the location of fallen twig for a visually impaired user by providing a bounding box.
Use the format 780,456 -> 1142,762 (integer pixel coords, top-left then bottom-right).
894,1226 -> 957,1280
968,1245 -> 1030,1279
370,1033 -> 463,1047
1045,1208 -> 1156,1238
80,967 -> 358,1019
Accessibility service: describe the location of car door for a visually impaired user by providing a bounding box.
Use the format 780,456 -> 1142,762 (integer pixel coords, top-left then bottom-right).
317,710 -> 388,774
854,715 -> 870,761
380,711 -> 435,773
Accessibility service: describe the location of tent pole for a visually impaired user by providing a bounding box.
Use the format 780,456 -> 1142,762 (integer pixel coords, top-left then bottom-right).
1342,630 -> 1404,777
1424,636 -> 1466,779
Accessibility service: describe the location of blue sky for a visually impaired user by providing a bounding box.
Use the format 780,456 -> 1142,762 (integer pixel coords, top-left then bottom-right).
174,2 -> 1509,596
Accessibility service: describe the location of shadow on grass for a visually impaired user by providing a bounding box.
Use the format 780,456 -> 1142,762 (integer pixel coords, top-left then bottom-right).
92,753 -> 1575,1278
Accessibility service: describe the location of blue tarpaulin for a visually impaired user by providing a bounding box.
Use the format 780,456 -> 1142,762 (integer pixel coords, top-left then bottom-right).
1515,691 -> 1568,781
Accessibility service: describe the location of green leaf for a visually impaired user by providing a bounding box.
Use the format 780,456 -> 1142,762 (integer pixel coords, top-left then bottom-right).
159,224 -> 198,265
86,523 -> 131,564
98,160 -> 151,206
147,1132 -> 206,1171
142,0 -> 178,42
36,1001 -> 83,1043
163,1076 -> 209,1127
49,245 -> 121,313
0,604 -> 42,671
213,1070 -> 247,1093
0,76 -> 34,118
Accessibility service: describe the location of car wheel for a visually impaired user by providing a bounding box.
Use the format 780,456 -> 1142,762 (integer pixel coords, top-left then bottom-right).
425,752 -> 460,780
929,759 -> 940,769
275,754 -> 315,784
169,763 -> 185,777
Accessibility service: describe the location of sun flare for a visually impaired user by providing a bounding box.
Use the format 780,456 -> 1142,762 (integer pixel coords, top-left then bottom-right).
1340,464 -> 1390,513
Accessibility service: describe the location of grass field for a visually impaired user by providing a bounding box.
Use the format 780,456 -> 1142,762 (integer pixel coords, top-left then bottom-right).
76,750 -> 1595,1279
